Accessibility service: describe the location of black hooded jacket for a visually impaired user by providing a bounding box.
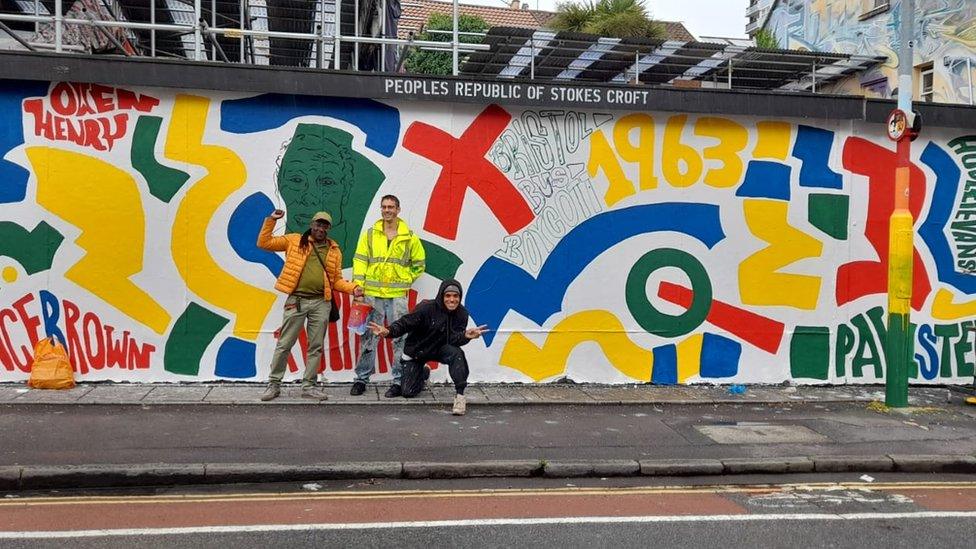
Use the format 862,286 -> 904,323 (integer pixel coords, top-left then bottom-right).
386,279 -> 470,360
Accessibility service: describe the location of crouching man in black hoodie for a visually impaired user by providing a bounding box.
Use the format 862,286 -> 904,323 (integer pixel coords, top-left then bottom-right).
366,279 -> 488,415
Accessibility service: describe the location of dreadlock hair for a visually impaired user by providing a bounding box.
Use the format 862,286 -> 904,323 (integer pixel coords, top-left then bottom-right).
299,229 -> 313,252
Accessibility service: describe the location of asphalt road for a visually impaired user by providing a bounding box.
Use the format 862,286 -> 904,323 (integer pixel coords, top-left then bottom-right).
3,401 -> 976,465
3,478 -> 976,548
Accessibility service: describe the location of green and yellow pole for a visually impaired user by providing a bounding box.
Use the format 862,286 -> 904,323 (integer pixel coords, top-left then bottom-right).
886,141 -> 912,408
885,0 -> 915,408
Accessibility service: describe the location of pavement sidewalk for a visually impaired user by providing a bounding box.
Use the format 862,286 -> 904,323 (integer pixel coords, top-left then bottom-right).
0,382 -> 957,406
2,383 -> 975,490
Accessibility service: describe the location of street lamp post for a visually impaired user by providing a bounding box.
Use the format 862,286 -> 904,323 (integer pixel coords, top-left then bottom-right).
885,0 -> 916,408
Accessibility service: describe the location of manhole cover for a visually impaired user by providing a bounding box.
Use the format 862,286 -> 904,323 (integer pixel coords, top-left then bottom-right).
695,423 -> 828,444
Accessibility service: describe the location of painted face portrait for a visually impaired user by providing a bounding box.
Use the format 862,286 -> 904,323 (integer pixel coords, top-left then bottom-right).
275,124 -> 386,268
277,128 -> 352,234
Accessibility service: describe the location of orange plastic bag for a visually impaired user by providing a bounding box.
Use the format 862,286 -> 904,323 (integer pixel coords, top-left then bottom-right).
28,336 -> 75,390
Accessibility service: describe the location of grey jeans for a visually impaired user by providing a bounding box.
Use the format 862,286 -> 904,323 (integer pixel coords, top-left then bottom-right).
267,295 -> 331,386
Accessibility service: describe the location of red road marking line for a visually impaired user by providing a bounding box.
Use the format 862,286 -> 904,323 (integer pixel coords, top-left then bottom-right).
888,488 -> 976,512
0,492 -> 746,532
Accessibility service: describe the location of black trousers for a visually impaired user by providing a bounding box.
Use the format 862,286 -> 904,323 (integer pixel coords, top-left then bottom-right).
401,345 -> 468,398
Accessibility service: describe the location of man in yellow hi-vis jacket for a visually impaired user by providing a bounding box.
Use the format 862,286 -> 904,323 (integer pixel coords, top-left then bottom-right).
350,195 -> 425,397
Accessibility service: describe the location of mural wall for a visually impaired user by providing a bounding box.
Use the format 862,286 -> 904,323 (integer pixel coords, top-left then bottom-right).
1,79 -> 975,385
765,0 -> 976,104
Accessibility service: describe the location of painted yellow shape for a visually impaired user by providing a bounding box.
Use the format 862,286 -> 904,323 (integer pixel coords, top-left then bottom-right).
587,129 -> 635,207
739,199 -> 824,310
932,289 -> 976,320
676,333 -> 703,383
613,113 -> 657,191
694,117 -> 747,188
661,115 -> 702,188
27,147 -> 171,334
753,121 -> 792,160
2,266 -> 17,283
500,310 -> 653,382
165,95 -> 276,340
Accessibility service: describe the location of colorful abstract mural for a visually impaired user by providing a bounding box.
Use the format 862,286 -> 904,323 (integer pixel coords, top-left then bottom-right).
1,78 -> 975,385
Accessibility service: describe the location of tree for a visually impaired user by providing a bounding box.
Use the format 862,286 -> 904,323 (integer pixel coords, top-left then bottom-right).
404,13 -> 490,76
754,28 -> 780,49
549,0 -> 667,39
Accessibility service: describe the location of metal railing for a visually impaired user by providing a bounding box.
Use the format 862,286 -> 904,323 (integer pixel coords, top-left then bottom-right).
0,0 -> 489,73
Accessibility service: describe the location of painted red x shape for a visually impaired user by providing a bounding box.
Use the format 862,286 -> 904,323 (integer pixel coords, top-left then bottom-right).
404,104 -> 534,240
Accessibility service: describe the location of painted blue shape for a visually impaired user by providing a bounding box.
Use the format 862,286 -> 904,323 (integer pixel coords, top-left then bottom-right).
918,142 -> 976,293
792,125 -> 842,189
699,332 -> 741,378
229,192 -> 284,277
736,161 -> 791,200
651,344 -> 677,385
39,290 -> 66,344
0,81 -> 49,203
467,203 -> 726,345
215,337 -> 257,379
915,324 -> 940,381
220,94 -> 400,157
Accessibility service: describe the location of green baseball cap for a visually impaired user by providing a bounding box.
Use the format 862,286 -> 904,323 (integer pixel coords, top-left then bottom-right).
311,211 -> 333,225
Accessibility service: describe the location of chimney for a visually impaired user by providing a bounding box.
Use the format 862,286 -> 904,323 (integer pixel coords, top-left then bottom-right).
509,0 -> 519,8
521,2 -> 529,8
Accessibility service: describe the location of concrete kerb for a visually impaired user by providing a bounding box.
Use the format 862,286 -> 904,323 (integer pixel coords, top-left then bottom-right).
403,460 -> 542,479
542,460 -> 641,477
889,454 -> 976,473
203,462 -> 403,484
6,454 -> 976,490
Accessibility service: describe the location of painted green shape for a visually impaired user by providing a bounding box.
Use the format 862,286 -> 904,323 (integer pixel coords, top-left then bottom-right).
421,239 -> 462,280
626,248 -> 712,338
277,124 -> 385,268
835,322 -> 856,377
935,323 -> 960,379
131,115 -> 191,203
808,193 -> 849,240
790,326 -> 830,380
164,302 -> 229,376
885,312 -> 911,407
865,306 -> 887,348
851,314 -> 883,379
956,321 -> 976,378
0,220 -> 64,274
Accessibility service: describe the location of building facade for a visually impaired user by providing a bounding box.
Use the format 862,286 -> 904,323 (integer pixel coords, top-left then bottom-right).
754,0 -> 976,105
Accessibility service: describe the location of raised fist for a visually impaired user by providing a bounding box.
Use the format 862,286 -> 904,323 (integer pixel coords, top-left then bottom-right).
270,209 -> 284,219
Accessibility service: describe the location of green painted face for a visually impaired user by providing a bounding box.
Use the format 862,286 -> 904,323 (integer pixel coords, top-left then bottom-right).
277,128 -> 351,234
275,123 -> 386,268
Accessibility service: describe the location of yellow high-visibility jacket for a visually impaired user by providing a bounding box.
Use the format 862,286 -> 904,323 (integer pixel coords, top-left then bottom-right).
353,219 -> 425,298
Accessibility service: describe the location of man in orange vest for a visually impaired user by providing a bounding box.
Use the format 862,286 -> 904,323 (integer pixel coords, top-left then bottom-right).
257,209 -> 363,401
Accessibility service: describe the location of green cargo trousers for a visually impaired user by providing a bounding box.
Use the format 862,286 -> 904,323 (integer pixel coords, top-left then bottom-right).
267,295 -> 332,386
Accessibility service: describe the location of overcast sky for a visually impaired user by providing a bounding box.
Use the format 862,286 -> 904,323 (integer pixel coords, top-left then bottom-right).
462,0 -> 751,39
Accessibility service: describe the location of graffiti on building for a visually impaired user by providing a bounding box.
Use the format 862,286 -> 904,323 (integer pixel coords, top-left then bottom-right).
1,78 -> 975,385
765,0 -> 976,104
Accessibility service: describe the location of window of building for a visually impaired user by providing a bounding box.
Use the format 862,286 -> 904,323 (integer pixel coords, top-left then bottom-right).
917,63 -> 934,102
859,0 -> 890,20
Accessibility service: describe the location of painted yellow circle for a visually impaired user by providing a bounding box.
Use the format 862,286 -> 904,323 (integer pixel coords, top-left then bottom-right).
1,266 -> 16,283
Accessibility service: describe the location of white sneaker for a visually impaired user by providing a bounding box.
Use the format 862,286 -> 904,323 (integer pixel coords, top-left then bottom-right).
452,394 -> 466,416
